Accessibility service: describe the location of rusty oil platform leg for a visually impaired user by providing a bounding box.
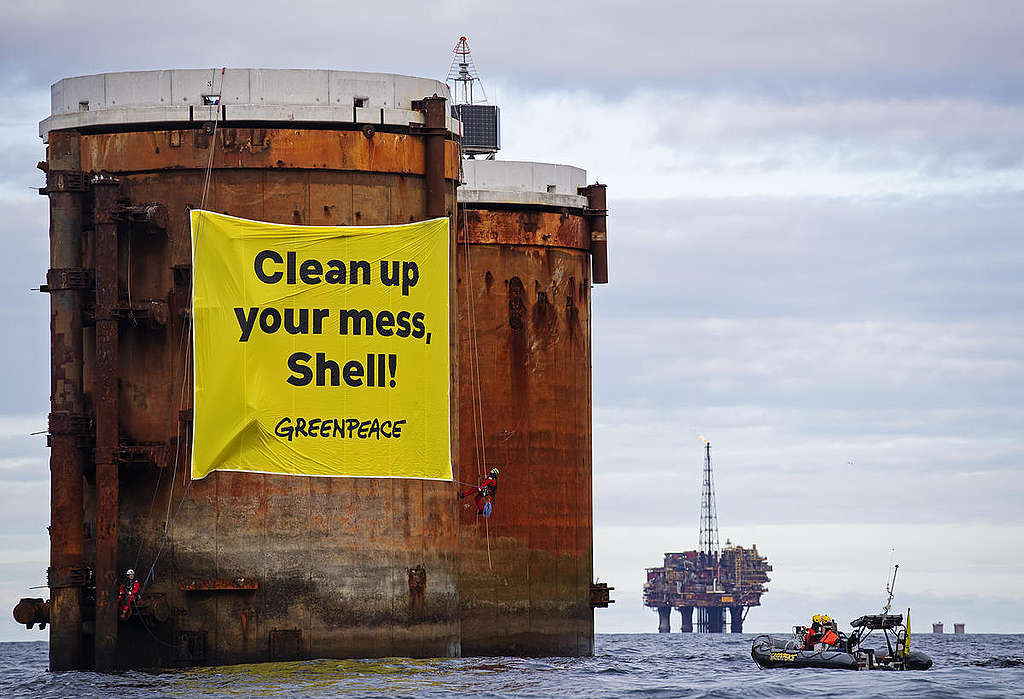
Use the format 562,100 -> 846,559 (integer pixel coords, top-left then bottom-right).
707,606 -> 725,633
45,131 -> 87,671
92,177 -> 121,673
679,605 -> 694,632
730,606 -> 744,633
657,606 -> 671,633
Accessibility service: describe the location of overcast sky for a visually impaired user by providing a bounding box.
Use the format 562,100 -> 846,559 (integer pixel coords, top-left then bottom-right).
1,1 -> 1022,640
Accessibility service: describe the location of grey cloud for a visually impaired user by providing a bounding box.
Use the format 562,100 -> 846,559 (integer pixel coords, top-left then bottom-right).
0,457 -> 48,483
0,420 -> 50,482
587,192 -> 1022,533
599,195 -> 1024,322
0,191 -> 50,415
0,481 -> 48,534
2,2 -> 1023,100
595,445 -> 1024,527
0,138 -> 47,194
646,95 -> 1024,174
0,93 -> 55,416
495,89 -> 1024,200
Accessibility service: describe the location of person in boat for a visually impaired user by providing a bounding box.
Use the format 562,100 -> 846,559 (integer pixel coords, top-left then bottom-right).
803,614 -> 842,650
118,568 -> 141,620
459,467 -> 499,515
803,615 -> 823,649
802,614 -> 843,654
819,615 -> 842,648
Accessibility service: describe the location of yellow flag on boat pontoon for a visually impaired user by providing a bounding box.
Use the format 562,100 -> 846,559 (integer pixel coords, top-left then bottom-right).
904,607 -> 912,656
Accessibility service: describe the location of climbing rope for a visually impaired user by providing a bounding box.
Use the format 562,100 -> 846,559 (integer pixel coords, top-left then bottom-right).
457,148 -> 493,569
134,67 -> 224,593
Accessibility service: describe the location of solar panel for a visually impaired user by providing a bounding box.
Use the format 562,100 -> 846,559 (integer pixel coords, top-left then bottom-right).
454,104 -> 500,155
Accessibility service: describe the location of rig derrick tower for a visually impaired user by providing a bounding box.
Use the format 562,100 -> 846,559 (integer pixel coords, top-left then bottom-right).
642,440 -> 772,634
699,439 -> 720,579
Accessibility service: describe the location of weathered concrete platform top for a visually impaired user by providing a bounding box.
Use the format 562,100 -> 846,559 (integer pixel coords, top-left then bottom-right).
459,160 -> 588,208
41,68 -> 459,139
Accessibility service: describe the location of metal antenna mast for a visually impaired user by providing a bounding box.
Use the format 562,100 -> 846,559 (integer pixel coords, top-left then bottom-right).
447,36 -> 488,105
699,438 -> 720,560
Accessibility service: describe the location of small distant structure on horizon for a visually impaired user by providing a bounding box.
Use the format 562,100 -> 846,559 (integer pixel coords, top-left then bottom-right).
932,622 -> 944,634
954,623 -> 966,634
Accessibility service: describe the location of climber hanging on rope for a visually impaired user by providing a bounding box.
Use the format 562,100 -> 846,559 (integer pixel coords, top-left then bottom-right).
459,467 -> 499,516
118,569 -> 141,621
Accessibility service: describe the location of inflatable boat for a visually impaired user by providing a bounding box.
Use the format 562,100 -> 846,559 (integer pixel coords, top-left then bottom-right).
751,635 -> 858,670
751,612 -> 933,671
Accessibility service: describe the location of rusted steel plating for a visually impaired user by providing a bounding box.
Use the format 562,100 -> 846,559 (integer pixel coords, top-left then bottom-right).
78,129 -> 462,180
179,578 -> 260,592
45,130 -> 87,671
92,175 -> 121,673
457,209 -> 590,249
455,201 -> 598,655
35,86 -> 464,670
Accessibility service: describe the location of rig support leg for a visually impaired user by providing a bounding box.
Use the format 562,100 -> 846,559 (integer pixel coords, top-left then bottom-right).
45,130 -> 86,671
730,606 -> 744,633
708,606 -> 725,633
657,606 -> 672,633
93,177 -> 121,673
679,605 -> 694,633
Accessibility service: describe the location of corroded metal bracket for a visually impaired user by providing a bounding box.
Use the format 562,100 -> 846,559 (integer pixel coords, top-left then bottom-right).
42,267 -> 94,293
590,582 -> 615,608
39,170 -> 88,195
116,299 -> 170,327
116,441 -> 166,467
47,565 -> 91,589
114,203 -> 169,231
579,184 -> 608,284
82,299 -> 172,328
179,578 -> 260,592
48,411 -> 91,436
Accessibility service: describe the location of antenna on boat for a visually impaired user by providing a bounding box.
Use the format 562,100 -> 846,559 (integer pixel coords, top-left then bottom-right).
882,562 -> 899,617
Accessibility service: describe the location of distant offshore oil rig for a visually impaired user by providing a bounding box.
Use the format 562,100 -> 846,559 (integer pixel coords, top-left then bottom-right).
643,440 -> 772,632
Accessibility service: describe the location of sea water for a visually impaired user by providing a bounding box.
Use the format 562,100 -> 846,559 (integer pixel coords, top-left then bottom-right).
2,633 -> 1021,697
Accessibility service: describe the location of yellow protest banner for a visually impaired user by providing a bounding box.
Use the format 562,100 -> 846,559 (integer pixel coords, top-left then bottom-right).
190,210 -> 451,481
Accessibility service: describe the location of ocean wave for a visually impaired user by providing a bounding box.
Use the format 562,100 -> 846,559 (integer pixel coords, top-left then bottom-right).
2,634 -> 1024,698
